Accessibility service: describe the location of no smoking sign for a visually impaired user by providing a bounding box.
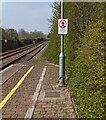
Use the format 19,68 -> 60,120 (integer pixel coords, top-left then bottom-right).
58,19 -> 68,34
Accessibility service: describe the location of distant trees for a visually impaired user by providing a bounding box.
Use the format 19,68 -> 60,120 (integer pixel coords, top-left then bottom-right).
18,29 -> 31,40
0,27 -> 18,40
0,28 -> 47,41
30,30 -> 47,39
0,27 -> 6,40
5,29 -> 18,40
0,27 -> 47,52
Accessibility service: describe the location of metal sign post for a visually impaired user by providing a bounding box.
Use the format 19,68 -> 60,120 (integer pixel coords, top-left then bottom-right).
59,0 -> 65,86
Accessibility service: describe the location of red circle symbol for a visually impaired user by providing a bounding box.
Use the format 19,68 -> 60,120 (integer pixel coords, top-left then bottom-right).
59,20 -> 67,28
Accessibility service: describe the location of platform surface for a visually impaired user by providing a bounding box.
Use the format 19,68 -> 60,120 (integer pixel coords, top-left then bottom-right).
1,51 -> 77,119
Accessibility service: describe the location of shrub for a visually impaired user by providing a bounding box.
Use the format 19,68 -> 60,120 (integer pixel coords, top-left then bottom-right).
68,19 -> 105,118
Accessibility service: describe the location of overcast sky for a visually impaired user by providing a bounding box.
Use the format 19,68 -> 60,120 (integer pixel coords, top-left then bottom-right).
1,1 -> 55,34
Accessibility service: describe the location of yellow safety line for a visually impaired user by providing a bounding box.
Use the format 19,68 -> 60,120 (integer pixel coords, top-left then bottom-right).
0,66 -> 34,110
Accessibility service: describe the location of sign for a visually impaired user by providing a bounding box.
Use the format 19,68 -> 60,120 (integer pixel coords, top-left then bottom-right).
58,19 -> 68,34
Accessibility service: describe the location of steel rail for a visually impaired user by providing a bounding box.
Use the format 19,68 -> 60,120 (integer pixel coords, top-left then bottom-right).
0,44 -> 37,60
0,42 -> 47,70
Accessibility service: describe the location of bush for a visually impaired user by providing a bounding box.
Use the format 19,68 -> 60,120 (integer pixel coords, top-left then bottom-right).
44,2 -> 105,118
68,19 -> 105,118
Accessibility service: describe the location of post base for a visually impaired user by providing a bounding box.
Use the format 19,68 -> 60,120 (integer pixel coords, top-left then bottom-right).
58,77 -> 67,87
58,84 -> 67,87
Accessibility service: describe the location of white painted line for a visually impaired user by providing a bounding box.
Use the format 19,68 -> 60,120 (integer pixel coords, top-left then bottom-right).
0,65 -> 13,74
13,63 -> 26,66
24,66 -> 47,119
50,63 -> 59,67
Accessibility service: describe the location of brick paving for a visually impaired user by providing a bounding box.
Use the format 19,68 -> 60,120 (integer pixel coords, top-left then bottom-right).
1,49 -> 77,119
32,59 -> 77,119
1,65 -> 44,118
1,66 -> 30,101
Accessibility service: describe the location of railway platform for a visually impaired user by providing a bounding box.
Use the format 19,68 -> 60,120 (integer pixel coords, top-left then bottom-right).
0,50 -> 77,119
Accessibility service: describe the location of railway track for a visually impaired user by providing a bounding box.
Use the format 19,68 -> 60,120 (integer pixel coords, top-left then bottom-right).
0,44 -> 34,57
0,43 -> 40,60
0,42 -> 47,70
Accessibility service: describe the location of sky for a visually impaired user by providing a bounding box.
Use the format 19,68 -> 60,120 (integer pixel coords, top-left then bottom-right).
1,0 -> 104,35
1,1 -> 57,34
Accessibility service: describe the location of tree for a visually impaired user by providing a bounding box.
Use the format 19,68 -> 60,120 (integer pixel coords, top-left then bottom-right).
0,27 -> 5,40
18,29 -> 31,40
30,31 -> 37,39
5,28 -> 18,40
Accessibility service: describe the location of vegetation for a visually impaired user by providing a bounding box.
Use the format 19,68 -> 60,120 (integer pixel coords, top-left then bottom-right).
0,27 -> 47,52
0,27 -> 47,41
18,29 -> 46,40
44,2 -> 105,118
44,2 -> 60,64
